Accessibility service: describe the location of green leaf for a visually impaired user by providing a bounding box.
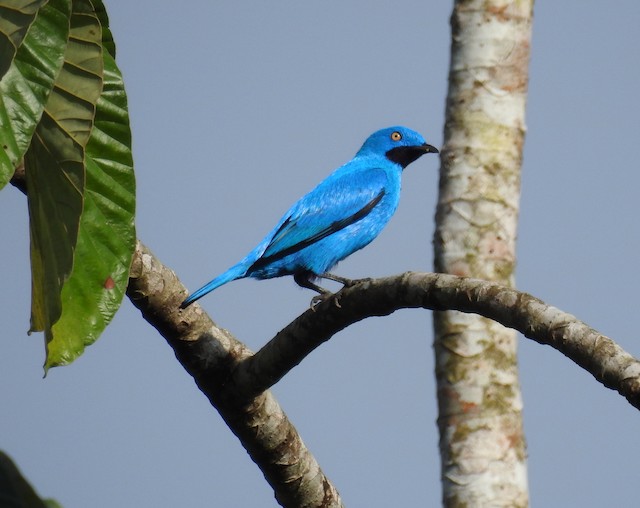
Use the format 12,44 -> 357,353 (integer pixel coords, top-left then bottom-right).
0,450 -> 62,508
0,0 -> 49,79
47,48 -> 136,369
25,127 -> 85,336
91,0 -> 116,58
26,0 -> 103,353
0,0 -> 71,189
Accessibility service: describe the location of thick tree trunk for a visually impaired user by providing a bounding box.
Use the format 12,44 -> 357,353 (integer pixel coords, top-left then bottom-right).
433,1 -> 534,506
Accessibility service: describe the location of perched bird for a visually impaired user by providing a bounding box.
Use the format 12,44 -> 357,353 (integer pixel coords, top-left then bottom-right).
181,126 -> 438,309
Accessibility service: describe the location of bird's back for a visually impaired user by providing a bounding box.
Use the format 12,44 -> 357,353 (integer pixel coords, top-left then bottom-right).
245,154 -> 403,278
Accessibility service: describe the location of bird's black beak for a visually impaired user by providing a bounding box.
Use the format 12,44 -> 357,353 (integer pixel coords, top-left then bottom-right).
422,143 -> 439,154
386,142 -> 440,168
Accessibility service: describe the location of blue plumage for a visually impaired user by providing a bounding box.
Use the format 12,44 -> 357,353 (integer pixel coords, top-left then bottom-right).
181,126 -> 438,308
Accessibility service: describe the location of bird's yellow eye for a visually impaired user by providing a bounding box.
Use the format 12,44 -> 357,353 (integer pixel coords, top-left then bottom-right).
391,131 -> 402,141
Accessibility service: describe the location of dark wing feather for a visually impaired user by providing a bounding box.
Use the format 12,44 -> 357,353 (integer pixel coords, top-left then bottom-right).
250,167 -> 388,270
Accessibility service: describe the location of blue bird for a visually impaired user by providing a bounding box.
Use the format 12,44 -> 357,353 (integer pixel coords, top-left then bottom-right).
181,126 -> 438,308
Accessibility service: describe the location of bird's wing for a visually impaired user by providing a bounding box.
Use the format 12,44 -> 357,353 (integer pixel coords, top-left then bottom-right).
258,167 -> 388,264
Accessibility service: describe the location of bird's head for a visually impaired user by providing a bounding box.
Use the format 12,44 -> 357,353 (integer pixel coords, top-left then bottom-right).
357,126 -> 439,168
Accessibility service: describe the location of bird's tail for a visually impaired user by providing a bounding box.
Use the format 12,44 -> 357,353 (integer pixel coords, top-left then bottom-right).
180,262 -> 248,308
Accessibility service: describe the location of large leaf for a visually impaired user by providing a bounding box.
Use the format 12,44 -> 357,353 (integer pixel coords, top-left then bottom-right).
47,48 -> 136,369
0,0 -> 71,189
91,0 -> 115,59
25,127 -> 85,336
0,0 -> 49,79
26,0 -> 103,350
0,450 -> 62,508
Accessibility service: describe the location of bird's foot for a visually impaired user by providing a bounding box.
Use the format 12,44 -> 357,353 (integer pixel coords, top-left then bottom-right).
310,291 -> 342,311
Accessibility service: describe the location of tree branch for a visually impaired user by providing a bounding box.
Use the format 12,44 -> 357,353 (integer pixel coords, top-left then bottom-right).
126,241 -> 344,508
230,272 -> 640,409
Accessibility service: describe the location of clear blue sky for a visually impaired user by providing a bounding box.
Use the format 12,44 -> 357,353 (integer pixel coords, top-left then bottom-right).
2,1 -> 639,506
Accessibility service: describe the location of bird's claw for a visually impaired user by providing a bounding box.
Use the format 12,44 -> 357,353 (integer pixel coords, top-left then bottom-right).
310,292 -> 342,311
